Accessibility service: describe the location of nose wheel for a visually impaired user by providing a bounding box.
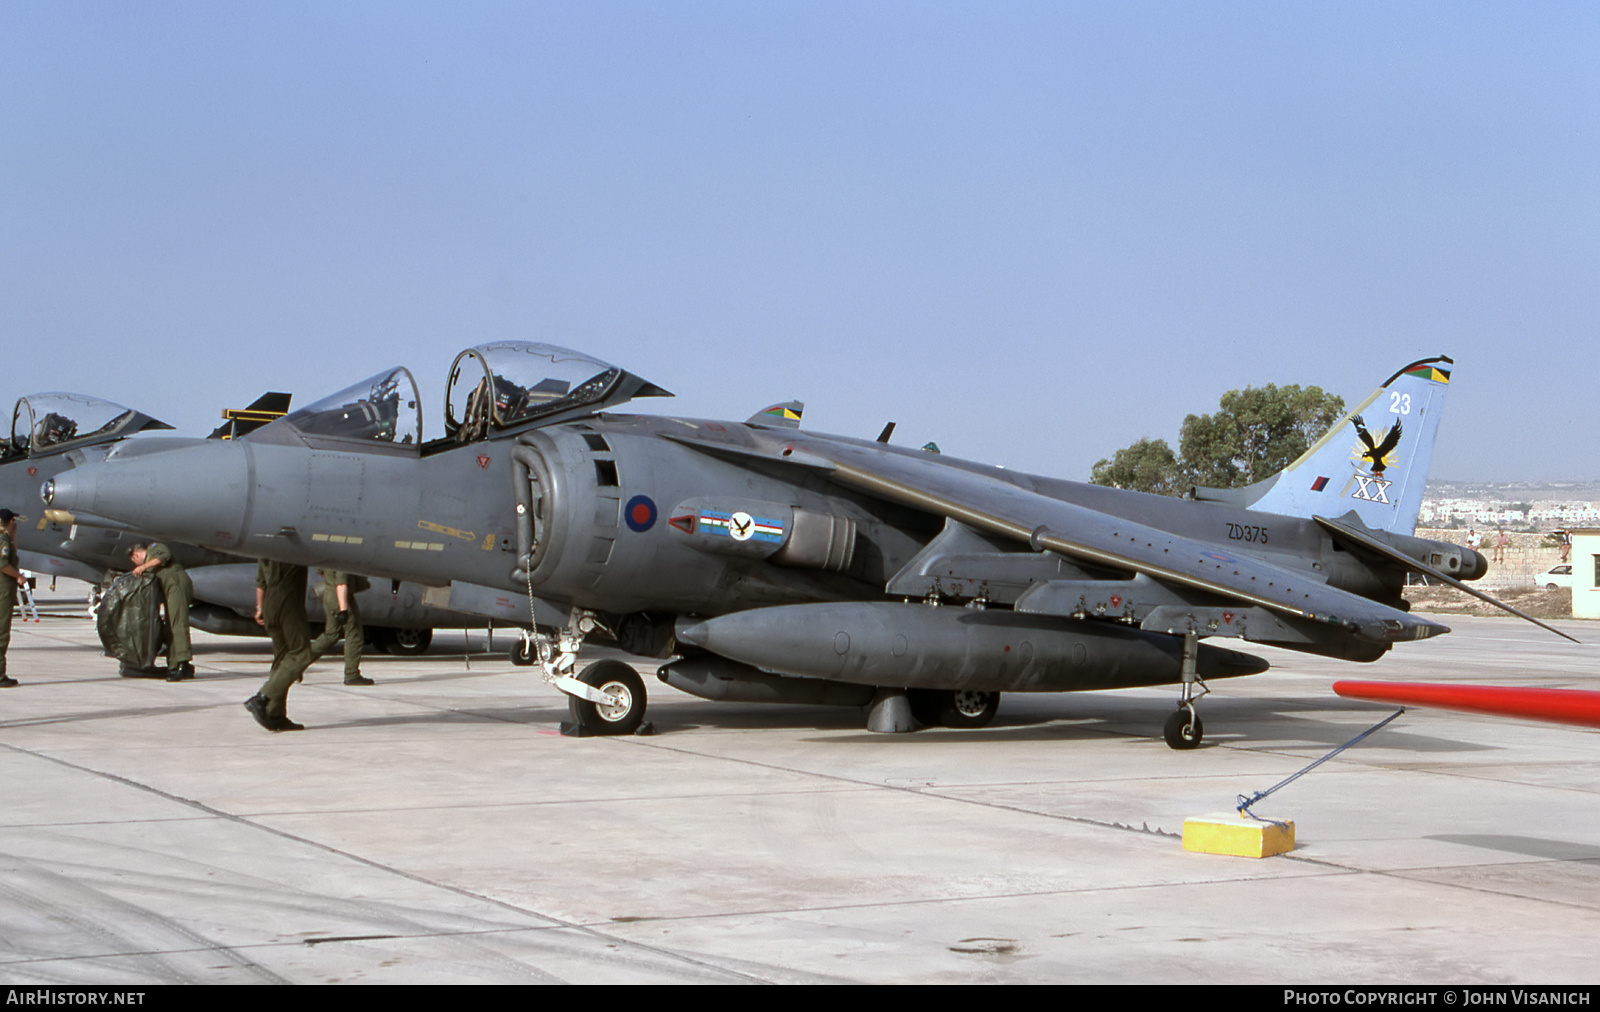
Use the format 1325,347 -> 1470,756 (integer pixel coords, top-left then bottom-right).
566,660 -> 647,736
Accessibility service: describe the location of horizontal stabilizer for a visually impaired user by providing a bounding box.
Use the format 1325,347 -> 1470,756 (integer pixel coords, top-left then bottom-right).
1315,515 -> 1579,644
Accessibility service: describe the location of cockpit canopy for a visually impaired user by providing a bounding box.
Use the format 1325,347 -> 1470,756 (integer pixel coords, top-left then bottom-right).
251,342 -> 669,451
274,367 -> 424,447
444,343 -> 669,441
6,393 -> 171,459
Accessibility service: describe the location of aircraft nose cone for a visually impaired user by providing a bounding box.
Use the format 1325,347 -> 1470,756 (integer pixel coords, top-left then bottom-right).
45,440 -> 252,550
41,469 -> 101,519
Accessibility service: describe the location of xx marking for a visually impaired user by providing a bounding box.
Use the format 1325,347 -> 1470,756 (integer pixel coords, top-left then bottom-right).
1351,474 -> 1393,505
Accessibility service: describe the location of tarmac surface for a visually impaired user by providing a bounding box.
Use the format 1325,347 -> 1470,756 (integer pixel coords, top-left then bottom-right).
2,586 -> 1599,984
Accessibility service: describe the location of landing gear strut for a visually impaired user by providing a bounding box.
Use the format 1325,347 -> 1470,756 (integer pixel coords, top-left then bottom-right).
1164,629 -> 1207,750
527,609 -> 652,735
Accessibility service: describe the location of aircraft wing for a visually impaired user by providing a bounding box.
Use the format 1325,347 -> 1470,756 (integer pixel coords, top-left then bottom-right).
673,427 -> 1444,645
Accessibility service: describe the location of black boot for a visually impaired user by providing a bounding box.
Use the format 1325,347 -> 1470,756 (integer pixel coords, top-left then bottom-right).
243,694 -> 274,731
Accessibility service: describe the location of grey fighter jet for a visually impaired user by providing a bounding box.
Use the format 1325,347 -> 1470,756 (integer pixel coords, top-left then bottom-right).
2,391 -> 181,580
44,346 -> 1548,746
0,392 -> 472,654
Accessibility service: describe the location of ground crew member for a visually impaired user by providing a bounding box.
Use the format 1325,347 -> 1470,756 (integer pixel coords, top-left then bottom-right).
128,542 -> 194,680
0,509 -> 21,688
244,559 -> 313,732
310,569 -> 374,686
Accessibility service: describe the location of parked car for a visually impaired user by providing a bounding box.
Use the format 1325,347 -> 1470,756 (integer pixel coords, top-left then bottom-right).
1538,564 -> 1573,590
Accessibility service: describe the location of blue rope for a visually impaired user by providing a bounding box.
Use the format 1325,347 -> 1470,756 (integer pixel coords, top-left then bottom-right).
1237,708 -> 1405,824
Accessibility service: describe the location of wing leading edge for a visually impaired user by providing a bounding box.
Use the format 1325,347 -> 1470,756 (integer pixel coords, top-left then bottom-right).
670,426 -> 1445,646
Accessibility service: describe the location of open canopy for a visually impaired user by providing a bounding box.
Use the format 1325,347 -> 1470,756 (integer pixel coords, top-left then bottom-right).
7,393 -> 171,459
444,342 -> 670,441
250,342 -> 669,451
272,367 -> 424,447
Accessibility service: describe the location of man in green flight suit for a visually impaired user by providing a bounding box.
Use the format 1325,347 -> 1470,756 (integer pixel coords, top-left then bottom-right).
128,542 -> 194,681
0,509 -> 22,688
309,569 -> 374,686
243,559 -> 313,731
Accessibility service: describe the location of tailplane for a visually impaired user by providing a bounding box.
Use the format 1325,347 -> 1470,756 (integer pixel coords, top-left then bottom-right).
1192,356 -> 1452,535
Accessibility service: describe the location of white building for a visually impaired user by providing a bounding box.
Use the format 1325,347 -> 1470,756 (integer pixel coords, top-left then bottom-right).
1571,528 -> 1600,620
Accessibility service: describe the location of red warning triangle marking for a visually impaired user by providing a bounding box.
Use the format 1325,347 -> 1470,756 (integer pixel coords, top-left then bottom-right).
669,515 -> 695,533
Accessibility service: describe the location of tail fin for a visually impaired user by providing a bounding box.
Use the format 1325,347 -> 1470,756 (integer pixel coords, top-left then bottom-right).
748,400 -> 804,428
1193,357 -> 1452,535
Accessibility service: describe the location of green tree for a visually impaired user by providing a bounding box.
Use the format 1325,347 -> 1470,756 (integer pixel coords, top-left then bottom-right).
1089,437 -> 1184,496
1090,383 -> 1346,495
1179,384 -> 1345,488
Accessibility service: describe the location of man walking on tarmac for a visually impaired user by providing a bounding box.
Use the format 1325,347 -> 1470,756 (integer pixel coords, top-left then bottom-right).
309,569 -> 374,686
244,559 -> 321,731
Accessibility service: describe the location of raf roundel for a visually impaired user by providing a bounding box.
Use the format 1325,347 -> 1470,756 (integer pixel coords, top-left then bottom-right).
624,495 -> 658,533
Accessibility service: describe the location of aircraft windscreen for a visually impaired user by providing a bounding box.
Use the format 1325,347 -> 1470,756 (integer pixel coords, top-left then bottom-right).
10,393 -> 141,456
446,343 -> 621,438
281,368 -> 422,445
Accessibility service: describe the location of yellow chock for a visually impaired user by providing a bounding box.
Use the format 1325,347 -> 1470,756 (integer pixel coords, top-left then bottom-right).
1182,813 -> 1295,858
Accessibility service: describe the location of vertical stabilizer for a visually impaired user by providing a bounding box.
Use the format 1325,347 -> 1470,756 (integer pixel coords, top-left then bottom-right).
1201,357 -> 1452,535
748,400 -> 804,428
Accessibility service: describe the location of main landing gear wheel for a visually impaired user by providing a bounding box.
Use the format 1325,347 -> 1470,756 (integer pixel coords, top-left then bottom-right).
386,627 -> 433,656
908,688 -> 1001,729
1163,707 -> 1204,750
568,659 -> 647,736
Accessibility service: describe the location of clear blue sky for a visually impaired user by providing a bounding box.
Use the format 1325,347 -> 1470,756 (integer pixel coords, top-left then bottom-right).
3,2 -> 1595,482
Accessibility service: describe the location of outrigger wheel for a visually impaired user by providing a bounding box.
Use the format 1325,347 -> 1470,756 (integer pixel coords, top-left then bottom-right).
386,627 -> 433,656
1163,706 -> 1203,750
568,659 -> 647,736
908,688 -> 1001,729
1163,629 -> 1205,749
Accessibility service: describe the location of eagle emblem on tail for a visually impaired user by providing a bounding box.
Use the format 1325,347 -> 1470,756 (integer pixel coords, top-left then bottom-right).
1351,415 -> 1402,474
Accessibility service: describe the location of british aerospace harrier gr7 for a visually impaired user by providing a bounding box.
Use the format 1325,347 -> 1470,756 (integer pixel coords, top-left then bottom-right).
45,347 -> 1551,746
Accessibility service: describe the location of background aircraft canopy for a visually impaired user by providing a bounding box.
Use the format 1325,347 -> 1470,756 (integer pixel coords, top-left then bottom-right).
7,392 -> 171,459
271,367 -> 422,447
444,342 -> 670,441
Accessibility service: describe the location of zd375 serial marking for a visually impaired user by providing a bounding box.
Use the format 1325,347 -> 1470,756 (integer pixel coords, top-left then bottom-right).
1225,523 -> 1268,544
